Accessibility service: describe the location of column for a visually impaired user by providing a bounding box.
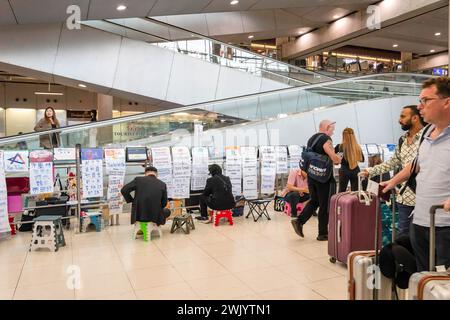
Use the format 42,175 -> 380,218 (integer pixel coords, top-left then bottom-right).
401,52 -> 413,72
96,94 -> 113,146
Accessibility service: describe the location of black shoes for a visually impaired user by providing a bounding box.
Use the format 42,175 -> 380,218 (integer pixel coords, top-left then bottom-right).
195,216 -> 208,221
316,235 -> 328,241
291,219 -> 304,238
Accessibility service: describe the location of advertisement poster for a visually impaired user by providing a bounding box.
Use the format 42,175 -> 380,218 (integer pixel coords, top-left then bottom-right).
81,148 -> 103,198
259,146 -> 277,195
241,146 -> 258,200
171,146 -> 191,199
275,146 -> 288,174
29,150 -> 54,195
225,146 -> 242,197
151,147 -> 173,198
0,151 -> 10,235
104,149 -> 126,175
191,147 -> 209,191
4,150 -> 29,172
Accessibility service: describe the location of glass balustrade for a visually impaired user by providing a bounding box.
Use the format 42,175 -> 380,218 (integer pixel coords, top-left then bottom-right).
0,73 -> 430,151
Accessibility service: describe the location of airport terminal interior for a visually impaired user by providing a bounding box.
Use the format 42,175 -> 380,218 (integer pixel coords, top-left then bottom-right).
0,0 -> 449,301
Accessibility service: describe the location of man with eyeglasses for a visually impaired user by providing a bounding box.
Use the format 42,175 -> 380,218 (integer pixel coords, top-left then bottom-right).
382,77 -> 450,272
361,105 -> 426,238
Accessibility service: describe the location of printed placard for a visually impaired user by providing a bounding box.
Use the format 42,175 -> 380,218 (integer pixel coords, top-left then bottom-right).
288,145 -> 302,171
107,175 -> 125,215
241,146 -> 258,199
275,146 -> 288,174
29,150 -> 54,195
191,147 -> 209,191
0,151 -> 10,235
4,151 -> 29,172
151,147 -> 173,198
81,148 -> 104,198
171,146 -> 191,199
225,146 -> 242,197
54,148 -> 76,161
104,149 -> 126,175
260,146 -> 276,194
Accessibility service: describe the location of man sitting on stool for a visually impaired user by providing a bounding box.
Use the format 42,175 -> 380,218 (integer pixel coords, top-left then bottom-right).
121,166 -> 171,226
282,168 -> 310,218
196,164 -> 236,223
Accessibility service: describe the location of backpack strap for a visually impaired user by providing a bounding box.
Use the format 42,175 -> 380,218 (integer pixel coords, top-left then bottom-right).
308,133 -> 327,151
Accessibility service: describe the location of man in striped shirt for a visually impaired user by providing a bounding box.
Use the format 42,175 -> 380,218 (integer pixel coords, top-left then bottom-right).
362,105 -> 425,237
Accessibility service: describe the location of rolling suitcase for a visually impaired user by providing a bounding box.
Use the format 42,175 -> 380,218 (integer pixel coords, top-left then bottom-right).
328,186 -> 381,264
408,205 -> 450,300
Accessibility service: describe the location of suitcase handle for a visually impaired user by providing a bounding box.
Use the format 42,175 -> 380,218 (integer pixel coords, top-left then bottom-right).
357,173 -> 372,206
430,204 -> 445,271
337,220 -> 342,243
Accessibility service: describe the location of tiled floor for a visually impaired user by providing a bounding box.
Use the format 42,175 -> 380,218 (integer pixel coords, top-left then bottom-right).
0,207 -> 348,300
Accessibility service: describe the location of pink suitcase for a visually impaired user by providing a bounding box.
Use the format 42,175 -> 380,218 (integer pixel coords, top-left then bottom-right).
328,192 -> 381,264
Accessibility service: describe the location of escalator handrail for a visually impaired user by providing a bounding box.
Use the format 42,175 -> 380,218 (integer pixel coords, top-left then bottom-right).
0,73 -> 432,146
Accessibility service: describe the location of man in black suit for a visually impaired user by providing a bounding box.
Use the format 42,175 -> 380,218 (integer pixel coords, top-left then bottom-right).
197,164 -> 236,223
121,166 -> 171,225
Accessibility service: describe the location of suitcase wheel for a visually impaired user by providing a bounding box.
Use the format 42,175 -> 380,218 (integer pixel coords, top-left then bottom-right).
329,257 -> 337,264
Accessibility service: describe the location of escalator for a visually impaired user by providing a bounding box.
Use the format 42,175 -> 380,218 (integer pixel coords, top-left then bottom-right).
0,73 -> 430,151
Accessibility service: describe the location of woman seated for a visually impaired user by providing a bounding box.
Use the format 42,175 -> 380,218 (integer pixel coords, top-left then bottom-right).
196,164 -> 236,223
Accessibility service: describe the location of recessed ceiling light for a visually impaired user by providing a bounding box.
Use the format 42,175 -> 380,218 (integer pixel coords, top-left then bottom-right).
430,49 -> 436,53
393,44 -> 399,48
78,84 -> 87,88
435,32 -> 441,36
333,15 -> 341,19
34,92 -> 64,96
248,35 -> 254,39
230,0 -> 239,5
116,5 -> 127,11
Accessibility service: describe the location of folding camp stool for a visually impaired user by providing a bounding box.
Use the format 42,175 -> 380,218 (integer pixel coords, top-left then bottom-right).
29,215 -> 66,252
246,199 -> 272,222
170,214 -> 195,234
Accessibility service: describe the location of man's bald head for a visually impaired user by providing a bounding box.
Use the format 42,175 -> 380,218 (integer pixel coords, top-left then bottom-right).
319,120 -> 336,137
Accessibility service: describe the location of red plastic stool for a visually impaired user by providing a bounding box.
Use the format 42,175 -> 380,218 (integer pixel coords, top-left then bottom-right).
284,203 -> 304,217
9,215 -> 16,235
213,210 -> 233,226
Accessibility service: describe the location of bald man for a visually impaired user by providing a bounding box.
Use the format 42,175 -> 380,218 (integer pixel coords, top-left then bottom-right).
292,120 -> 342,241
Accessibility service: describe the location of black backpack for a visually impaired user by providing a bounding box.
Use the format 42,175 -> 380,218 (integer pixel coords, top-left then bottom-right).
301,134 -> 333,183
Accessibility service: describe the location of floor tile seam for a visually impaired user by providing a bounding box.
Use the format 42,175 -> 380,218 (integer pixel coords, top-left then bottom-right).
12,238 -> 31,299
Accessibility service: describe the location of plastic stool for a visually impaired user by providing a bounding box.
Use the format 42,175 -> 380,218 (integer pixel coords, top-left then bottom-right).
9,215 -> 16,235
213,210 -> 233,227
133,222 -> 162,241
29,216 -> 66,252
284,203 -> 304,217
80,212 -> 103,233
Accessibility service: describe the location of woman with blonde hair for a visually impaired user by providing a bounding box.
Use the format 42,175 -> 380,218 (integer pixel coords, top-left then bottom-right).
334,128 -> 364,192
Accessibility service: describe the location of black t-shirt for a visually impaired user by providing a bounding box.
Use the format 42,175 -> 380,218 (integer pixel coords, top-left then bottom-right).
307,133 -> 331,155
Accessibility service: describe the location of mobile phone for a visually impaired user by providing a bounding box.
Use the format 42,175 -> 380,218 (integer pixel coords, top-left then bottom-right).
378,185 -> 391,202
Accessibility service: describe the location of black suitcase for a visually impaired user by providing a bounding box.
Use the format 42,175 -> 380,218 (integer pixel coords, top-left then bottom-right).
34,197 -> 70,227
18,212 -> 35,232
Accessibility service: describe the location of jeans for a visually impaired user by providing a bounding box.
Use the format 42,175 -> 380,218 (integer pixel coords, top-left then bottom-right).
284,192 -> 310,218
297,179 -> 336,237
396,203 -> 414,238
410,222 -> 450,272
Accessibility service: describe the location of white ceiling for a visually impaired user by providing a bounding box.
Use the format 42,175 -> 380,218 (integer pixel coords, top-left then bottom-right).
346,7 -> 448,56
0,0 -> 377,25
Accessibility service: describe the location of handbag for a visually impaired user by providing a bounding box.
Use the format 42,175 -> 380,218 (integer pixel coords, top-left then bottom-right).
274,195 -> 285,212
301,134 -> 333,183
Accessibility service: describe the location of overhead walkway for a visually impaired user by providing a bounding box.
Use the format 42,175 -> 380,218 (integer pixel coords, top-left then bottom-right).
82,17 -> 334,86
0,73 -> 430,150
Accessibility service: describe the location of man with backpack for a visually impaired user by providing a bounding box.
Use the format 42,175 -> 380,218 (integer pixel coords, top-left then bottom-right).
382,77 -> 450,271
292,120 -> 342,241
361,105 -> 426,238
